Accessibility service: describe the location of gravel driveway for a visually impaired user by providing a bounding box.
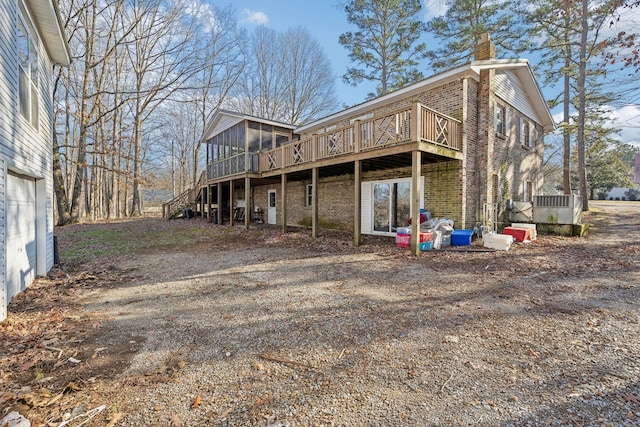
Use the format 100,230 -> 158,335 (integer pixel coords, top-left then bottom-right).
4,201 -> 640,426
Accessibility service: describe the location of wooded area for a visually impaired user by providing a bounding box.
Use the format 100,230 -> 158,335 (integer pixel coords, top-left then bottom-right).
51,0 -> 338,225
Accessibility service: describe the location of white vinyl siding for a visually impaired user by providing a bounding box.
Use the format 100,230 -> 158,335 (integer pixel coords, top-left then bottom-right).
0,158 -> 5,320
495,71 -> 541,126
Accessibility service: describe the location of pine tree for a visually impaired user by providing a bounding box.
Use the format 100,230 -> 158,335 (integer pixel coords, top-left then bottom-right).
339,0 -> 427,98
426,0 -> 523,72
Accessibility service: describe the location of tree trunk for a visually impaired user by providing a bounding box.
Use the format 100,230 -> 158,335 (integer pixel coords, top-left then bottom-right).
562,0 -> 572,195
52,129 -> 70,225
577,0 -> 589,211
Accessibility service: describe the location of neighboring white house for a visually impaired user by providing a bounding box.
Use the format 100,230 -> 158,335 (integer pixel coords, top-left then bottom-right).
1,0 -> 70,320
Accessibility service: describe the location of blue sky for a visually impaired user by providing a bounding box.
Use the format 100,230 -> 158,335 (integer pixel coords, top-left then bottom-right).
228,1 -> 640,148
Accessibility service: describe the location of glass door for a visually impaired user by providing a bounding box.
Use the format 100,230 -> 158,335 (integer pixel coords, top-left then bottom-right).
372,181 -> 411,233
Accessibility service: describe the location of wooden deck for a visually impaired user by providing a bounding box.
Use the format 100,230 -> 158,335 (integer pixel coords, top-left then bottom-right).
259,103 -> 461,176
163,102 -> 462,219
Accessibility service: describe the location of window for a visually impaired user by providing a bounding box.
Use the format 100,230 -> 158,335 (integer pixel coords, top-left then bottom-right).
261,124 -> 273,151
18,0 -> 39,128
275,133 -> 289,147
519,118 -> 530,148
237,124 -> 245,154
492,174 -> 499,204
373,181 -> 411,233
523,181 -> 533,202
248,121 -> 260,153
495,103 -> 506,135
305,184 -> 313,206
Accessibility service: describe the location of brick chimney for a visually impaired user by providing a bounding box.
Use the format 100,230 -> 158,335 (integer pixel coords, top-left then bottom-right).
475,32 -> 497,230
474,33 -> 495,61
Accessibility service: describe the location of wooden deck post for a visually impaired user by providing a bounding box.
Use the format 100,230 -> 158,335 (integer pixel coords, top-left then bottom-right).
217,184 -> 222,225
312,134 -> 317,162
281,173 -> 287,233
354,160 -> 361,247
245,176 -> 250,229
412,101 -> 422,142
312,167 -> 318,238
353,120 -> 361,153
208,185 -> 213,223
229,180 -> 234,226
411,150 -> 421,256
199,189 -> 203,218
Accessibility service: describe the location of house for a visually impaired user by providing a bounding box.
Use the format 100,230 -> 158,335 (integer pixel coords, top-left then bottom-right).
166,34 -> 554,254
1,0 -> 70,320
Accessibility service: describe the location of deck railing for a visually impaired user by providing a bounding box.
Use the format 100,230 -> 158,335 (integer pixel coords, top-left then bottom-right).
162,170 -> 207,218
259,102 -> 461,172
162,188 -> 191,218
419,106 -> 461,151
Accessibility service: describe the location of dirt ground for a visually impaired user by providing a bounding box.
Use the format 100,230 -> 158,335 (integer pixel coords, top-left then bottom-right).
1,200 -> 639,426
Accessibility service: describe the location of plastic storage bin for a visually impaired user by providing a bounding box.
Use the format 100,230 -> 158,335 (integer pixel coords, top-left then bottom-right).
503,227 -> 532,242
511,223 -> 537,240
419,231 -> 433,242
483,233 -> 514,251
451,229 -> 473,246
396,233 -> 411,248
419,241 -> 433,251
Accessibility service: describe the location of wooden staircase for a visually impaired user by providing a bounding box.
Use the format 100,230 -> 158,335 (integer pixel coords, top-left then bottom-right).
162,171 -> 206,219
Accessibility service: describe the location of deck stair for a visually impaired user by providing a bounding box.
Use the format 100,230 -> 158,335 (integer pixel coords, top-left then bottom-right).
162,171 -> 206,218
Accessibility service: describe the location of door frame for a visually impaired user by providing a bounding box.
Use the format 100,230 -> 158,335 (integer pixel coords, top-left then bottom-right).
361,176 -> 424,236
267,189 -> 277,224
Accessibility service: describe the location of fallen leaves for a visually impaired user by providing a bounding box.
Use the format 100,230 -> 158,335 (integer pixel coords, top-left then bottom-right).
625,394 -> 640,405
190,395 -> 202,408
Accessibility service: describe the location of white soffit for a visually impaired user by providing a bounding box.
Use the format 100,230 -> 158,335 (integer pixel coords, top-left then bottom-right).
26,0 -> 71,66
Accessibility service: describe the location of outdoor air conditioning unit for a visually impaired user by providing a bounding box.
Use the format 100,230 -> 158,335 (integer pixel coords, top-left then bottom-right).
533,195 -> 582,225
508,200 -> 534,223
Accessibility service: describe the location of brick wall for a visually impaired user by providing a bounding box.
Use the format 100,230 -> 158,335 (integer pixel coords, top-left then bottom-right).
249,160 -> 465,231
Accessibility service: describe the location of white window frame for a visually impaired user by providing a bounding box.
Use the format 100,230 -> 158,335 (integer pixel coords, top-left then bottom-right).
305,184 -> 313,206
495,103 -> 506,135
523,181 -> 533,202
519,117 -> 530,148
17,0 -> 40,129
361,177 -> 425,236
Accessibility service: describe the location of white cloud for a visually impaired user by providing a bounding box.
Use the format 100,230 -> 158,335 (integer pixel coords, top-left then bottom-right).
551,104 -> 640,148
423,0 -> 448,20
608,104 -> 640,147
241,8 -> 269,25
184,0 -> 219,33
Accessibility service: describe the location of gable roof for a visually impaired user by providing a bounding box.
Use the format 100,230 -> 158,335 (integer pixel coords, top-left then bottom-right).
470,59 -> 554,132
296,59 -> 554,134
202,109 -> 296,142
26,0 -> 71,66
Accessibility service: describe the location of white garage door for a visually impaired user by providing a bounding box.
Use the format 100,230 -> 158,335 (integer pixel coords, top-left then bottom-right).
7,173 -> 37,302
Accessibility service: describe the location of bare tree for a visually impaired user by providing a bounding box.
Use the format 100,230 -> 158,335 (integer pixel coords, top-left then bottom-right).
231,26 -> 338,125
